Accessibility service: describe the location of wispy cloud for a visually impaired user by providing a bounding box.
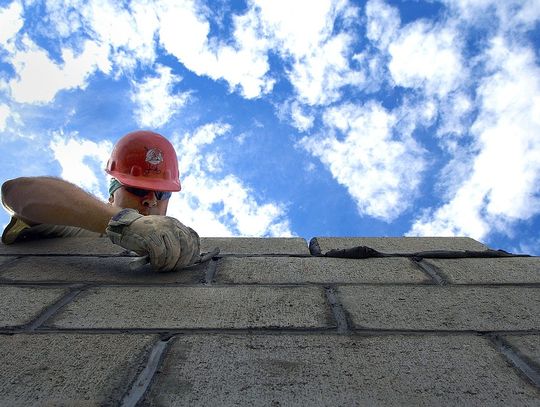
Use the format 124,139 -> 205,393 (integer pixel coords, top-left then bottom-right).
169,123 -> 292,236
254,0 -> 362,105
0,1 -> 23,48
300,101 -> 426,220
409,36 -> 540,240
157,0 -> 274,98
49,132 -> 112,199
8,36 -> 109,104
130,65 -> 190,128
0,104 -> 10,132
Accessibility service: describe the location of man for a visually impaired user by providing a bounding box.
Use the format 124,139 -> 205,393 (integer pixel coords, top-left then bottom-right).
1,130 -> 200,272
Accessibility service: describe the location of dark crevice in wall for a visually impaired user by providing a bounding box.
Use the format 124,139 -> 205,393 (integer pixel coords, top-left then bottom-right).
204,259 -> 218,285
488,334 -> 540,389
120,336 -> 172,407
2,327 -> 539,336
24,285 -> 87,332
412,259 -> 447,285
324,286 -> 350,334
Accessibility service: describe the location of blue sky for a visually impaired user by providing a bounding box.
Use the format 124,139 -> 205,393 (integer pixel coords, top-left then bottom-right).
1,0 -> 539,254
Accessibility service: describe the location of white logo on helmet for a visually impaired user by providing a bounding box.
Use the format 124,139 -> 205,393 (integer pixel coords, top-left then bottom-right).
145,148 -> 163,165
144,148 -> 163,175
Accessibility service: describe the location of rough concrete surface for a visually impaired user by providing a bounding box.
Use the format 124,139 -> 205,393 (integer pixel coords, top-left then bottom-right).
0,256 -> 17,266
0,256 -> 207,284
216,256 -> 431,284
200,237 -> 309,255
2,236 -> 539,405
425,258 -> 540,284
0,333 -> 156,406
339,286 -> 540,331
144,334 -> 540,406
0,237 -> 125,255
50,286 -> 332,329
503,335 -> 540,369
0,286 -> 67,327
311,237 -> 489,255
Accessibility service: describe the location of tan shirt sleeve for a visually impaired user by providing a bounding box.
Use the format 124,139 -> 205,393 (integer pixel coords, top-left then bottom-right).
2,216 -> 103,244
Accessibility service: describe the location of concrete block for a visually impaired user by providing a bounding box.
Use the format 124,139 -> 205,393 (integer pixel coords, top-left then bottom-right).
143,334 -> 540,406
0,333 -> 156,406
0,256 -> 207,284
310,237 -> 488,255
0,286 -> 68,328
0,256 -> 17,268
339,286 -> 540,331
201,237 -> 309,255
216,257 -> 430,284
424,258 -> 540,284
503,335 -> 540,368
50,286 -> 331,329
0,237 -> 125,255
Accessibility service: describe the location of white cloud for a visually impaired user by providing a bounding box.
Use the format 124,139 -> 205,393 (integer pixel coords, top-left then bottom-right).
288,33 -> 364,105
0,103 -> 10,131
365,0 -> 466,99
387,21 -> 464,98
441,0 -> 540,31
300,101 -> 425,220
42,0 -> 158,66
130,64 -> 190,128
8,36 -> 110,104
49,132 -> 112,199
255,0 -> 362,105
437,92 -> 473,139
78,0 -> 159,69
409,38 -> 540,240
288,101 -> 314,132
42,0 -> 85,38
157,1 -> 273,98
167,123 -> 292,236
0,1 -> 23,48
365,0 -> 400,48
516,237 -> 540,256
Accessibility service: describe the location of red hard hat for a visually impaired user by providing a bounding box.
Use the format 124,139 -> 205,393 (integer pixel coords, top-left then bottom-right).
105,130 -> 181,191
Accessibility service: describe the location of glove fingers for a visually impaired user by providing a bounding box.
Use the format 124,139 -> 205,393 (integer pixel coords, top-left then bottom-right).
160,233 -> 181,271
146,234 -> 167,270
149,233 -> 182,272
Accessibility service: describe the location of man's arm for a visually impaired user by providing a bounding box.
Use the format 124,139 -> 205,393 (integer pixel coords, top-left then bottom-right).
1,176 -> 120,233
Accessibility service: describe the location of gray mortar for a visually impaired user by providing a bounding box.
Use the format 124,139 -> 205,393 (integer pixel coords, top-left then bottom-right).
502,335 -> 540,371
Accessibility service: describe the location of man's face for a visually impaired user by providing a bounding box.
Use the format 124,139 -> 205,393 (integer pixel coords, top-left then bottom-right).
110,187 -> 169,216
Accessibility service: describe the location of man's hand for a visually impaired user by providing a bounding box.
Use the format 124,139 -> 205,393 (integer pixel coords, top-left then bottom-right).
106,208 -> 200,272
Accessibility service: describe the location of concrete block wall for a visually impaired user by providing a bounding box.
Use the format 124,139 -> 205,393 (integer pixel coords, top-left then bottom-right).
0,236 -> 538,406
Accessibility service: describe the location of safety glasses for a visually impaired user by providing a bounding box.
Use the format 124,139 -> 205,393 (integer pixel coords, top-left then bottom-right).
123,186 -> 172,201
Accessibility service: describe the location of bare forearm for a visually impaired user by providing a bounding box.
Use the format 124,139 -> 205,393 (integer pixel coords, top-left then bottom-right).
1,177 -> 120,233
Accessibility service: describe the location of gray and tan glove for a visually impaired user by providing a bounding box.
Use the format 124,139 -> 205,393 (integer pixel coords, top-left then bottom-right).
106,208 -> 200,272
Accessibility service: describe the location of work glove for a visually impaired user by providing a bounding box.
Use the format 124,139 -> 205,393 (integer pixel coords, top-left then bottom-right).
106,208 -> 200,272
